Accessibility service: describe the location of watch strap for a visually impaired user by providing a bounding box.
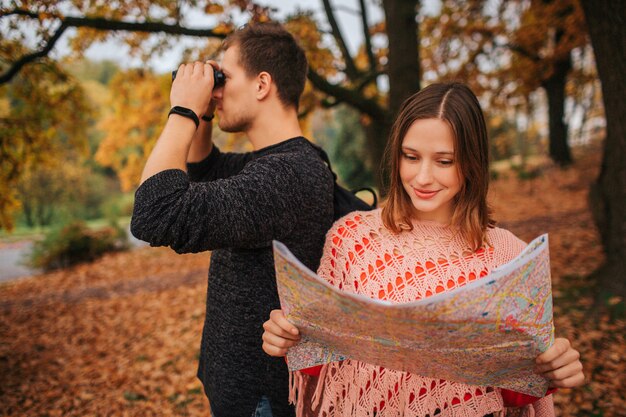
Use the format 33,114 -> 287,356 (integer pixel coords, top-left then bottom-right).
168,106 -> 200,128
202,114 -> 215,122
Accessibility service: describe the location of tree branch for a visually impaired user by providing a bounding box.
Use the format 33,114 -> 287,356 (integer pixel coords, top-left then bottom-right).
0,22 -> 68,84
356,70 -> 384,91
0,8 -> 229,85
358,0 -> 377,72
494,40 -> 541,62
61,14 -> 229,37
321,0 -> 360,80
320,97 -> 342,108
307,68 -> 387,122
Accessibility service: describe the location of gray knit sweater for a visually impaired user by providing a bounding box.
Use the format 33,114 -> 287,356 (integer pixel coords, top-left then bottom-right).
131,137 -> 334,417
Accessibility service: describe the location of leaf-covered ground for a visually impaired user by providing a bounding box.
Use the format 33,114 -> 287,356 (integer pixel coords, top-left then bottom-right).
1,146 -> 623,416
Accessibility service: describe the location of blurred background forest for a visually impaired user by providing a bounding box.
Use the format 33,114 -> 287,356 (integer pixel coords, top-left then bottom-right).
0,0 -> 624,416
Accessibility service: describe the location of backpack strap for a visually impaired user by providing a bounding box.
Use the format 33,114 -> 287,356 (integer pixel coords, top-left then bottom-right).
351,187 -> 378,208
307,141 -> 377,209
308,142 -> 338,182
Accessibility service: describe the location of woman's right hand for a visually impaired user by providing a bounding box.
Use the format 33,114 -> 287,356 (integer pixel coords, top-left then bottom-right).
262,309 -> 301,357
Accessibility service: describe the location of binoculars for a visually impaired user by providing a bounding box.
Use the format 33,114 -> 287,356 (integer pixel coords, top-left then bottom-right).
171,68 -> 225,88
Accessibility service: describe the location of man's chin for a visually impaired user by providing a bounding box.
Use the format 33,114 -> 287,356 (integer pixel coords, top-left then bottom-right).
218,121 -> 247,133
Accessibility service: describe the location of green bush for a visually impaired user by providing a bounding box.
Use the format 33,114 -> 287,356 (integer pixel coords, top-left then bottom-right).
29,220 -> 129,271
102,192 -> 135,220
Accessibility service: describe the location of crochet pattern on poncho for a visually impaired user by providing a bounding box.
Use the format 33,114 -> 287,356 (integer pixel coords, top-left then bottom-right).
292,208 -> 533,417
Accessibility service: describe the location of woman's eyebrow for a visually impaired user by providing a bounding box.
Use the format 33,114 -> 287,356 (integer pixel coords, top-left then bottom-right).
401,147 -> 454,155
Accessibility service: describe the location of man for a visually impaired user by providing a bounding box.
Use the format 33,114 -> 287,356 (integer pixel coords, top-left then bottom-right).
131,23 -> 334,417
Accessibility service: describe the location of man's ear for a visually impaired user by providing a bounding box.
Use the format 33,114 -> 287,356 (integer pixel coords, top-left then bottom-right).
256,72 -> 272,100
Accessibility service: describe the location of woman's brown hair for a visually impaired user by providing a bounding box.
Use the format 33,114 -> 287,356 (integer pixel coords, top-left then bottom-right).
381,82 -> 495,251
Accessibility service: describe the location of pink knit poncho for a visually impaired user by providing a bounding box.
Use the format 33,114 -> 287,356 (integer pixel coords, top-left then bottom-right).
290,209 -> 555,417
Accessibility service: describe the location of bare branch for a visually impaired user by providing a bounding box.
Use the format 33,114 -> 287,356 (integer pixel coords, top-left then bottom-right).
0,8 -> 40,19
0,22 -> 68,84
321,0 -> 360,80
356,70 -> 384,91
307,68 -> 387,122
493,40 -> 541,62
0,8 -> 230,85
61,14 -> 229,37
320,97 -> 342,108
358,0 -> 377,72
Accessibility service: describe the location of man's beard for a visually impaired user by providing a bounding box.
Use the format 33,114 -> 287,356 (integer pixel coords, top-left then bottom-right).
218,113 -> 251,133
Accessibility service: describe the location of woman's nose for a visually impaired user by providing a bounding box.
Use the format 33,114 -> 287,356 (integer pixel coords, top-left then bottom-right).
415,162 -> 434,185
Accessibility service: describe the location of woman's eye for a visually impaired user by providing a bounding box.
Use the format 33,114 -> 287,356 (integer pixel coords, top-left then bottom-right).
402,153 -> 418,161
438,160 -> 454,166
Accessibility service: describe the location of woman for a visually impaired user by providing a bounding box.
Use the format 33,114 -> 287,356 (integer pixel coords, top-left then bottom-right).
263,82 -> 584,417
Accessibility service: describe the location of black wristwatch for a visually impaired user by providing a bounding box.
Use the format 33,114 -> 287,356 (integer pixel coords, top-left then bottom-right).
202,114 -> 215,122
168,106 -> 199,128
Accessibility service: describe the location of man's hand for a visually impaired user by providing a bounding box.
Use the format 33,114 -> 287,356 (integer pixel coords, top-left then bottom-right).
171,61 -> 217,118
203,60 -> 220,119
262,309 -> 301,357
536,337 -> 585,388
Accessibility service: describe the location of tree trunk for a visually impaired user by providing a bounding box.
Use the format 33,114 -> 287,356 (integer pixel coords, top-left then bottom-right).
22,202 -> 34,228
383,0 -> 421,119
365,120 -> 392,191
310,0 -> 422,193
541,55 -> 573,166
376,0 -> 421,193
580,0 -> 626,297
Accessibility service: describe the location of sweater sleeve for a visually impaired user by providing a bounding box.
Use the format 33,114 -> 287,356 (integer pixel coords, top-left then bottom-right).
501,388 -> 557,407
131,155 -> 302,253
186,145 -> 255,182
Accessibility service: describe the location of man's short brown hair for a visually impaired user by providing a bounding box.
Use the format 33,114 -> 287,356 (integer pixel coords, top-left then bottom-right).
223,22 -> 308,110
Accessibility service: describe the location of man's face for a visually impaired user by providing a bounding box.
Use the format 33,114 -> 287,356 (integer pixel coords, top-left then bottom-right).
213,45 -> 258,133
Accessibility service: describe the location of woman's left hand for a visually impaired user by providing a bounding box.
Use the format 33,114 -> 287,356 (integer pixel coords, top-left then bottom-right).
536,337 -> 585,388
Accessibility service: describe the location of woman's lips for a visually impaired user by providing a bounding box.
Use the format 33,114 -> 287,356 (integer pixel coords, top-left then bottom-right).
413,188 -> 439,199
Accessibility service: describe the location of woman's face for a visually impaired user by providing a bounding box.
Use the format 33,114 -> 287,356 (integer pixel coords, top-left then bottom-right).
399,118 -> 462,224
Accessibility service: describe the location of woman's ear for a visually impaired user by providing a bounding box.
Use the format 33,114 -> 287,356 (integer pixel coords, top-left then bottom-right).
256,72 -> 272,100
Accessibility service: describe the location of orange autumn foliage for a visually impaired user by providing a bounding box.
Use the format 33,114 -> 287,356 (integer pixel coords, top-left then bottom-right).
0,143 -> 622,417
95,70 -> 170,191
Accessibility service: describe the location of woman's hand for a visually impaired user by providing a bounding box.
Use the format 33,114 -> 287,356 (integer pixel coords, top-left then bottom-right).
262,309 -> 301,357
536,337 -> 585,388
